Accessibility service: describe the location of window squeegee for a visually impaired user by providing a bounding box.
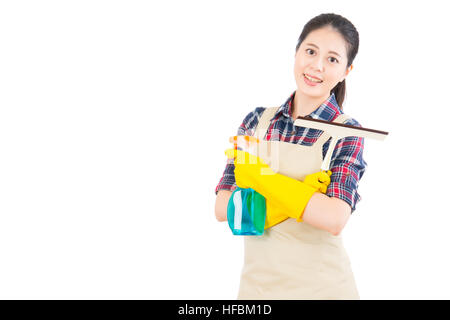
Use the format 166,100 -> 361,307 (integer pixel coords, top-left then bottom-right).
293,116 -> 389,171
227,117 -> 389,236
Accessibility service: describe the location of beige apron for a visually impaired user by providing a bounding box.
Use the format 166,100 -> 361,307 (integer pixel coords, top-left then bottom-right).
237,107 -> 360,300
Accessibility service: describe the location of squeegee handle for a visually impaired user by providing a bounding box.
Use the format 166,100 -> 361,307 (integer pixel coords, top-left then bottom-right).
321,136 -> 340,172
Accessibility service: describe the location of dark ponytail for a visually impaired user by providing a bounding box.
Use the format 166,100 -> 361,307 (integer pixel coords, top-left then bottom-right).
295,13 -> 359,109
332,79 -> 346,108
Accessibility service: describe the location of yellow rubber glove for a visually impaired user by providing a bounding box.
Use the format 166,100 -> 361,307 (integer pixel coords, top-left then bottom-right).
304,170 -> 333,194
225,149 -> 332,223
264,200 -> 289,228
264,170 -> 332,227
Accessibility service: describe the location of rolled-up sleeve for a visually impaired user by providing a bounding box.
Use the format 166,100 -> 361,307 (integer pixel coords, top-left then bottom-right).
214,160 -> 237,195
325,118 -> 367,213
214,107 -> 265,195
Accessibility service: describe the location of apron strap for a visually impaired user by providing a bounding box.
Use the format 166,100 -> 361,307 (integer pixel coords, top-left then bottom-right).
253,107 -> 279,141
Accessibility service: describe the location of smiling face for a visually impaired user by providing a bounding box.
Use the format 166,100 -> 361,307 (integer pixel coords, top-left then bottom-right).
294,26 -> 352,102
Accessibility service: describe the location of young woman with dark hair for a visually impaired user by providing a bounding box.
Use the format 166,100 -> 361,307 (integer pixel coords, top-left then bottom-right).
215,13 -> 367,300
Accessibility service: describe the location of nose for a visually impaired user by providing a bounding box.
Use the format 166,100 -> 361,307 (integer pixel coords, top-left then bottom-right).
311,56 -> 324,72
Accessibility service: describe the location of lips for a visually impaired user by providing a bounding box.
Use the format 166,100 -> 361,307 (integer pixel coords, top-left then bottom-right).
303,73 -> 323,83
302,73 -> 323,87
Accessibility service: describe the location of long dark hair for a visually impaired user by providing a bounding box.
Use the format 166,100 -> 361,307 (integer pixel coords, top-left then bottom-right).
295,13 -> 359,108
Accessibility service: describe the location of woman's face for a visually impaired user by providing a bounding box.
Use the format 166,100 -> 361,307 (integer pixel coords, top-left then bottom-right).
294,26 -> 352,100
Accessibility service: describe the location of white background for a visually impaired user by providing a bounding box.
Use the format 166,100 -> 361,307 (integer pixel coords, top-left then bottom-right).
0,0 -> 449,299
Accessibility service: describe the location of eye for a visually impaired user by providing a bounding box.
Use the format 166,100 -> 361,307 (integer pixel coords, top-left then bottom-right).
329,57 -> 339,64
306,48 -> 315,55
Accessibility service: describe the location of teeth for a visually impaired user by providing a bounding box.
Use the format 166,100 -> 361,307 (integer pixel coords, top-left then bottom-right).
304,74 -> 322,83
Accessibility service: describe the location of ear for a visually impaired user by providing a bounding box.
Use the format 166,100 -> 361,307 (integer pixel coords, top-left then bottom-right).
345,64 -> 353,77
341,64 -> 353,82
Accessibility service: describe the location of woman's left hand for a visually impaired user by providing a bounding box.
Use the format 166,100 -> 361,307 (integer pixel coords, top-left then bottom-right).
303,171 -> 332,193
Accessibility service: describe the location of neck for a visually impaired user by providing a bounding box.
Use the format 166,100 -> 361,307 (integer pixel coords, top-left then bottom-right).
292,91 -> 330,119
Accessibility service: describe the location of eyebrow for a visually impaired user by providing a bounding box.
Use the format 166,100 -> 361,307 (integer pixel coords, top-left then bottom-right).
305,43 -> 342,58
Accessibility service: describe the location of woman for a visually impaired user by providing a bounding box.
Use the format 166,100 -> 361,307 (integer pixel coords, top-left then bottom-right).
214,13 -> 367,299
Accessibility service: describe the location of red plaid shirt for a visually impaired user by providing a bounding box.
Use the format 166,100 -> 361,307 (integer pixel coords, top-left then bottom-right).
215,91 -> 367,214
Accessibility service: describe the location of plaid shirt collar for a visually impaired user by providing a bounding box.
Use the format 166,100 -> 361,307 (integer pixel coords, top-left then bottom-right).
270,91 -> 343,122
